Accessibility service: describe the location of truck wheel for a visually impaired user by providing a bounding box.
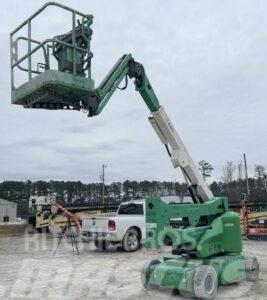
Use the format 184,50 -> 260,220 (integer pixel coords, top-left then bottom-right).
244,256 -> 259,282
193,265 -> 218,299
122,228 -> 140,252
141,259 -> 160,290
94,240 -> 110,251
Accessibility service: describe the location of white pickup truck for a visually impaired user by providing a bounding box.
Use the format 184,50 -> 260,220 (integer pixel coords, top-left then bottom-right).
81,200 -> 145,252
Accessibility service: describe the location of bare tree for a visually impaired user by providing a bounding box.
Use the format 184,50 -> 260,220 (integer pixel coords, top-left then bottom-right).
237,160 -> 244,180
255,165 -> 266,179
198,160 -> 214,181
222,161 -> 236,183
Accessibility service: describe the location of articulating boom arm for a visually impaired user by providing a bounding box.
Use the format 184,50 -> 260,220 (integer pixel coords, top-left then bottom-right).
84,54 -> 160,116
86,54 -> 213,203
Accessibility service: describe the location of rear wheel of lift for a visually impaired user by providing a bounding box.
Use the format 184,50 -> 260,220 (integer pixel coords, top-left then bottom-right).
193,265 -> 218,299
94,239 -> 110,251
122,228 -> 140,252
244,256 -> 259,281
141,259 -> 160,290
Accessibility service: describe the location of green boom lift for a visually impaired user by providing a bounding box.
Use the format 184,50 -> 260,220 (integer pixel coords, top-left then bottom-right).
10,2 -> 259,299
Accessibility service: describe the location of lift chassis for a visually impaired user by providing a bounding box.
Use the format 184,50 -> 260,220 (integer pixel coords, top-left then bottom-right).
10,2 -> 259,299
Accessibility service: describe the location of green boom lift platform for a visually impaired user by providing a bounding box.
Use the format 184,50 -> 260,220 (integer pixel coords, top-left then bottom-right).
10,2 -> 259,299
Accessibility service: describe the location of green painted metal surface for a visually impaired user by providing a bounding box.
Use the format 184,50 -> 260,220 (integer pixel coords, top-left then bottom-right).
95,54 -> 132,114
134,69 -> 160,112
197,211 -> 242,258
95,54 -> 160,115
148,254 -> 245,292
148,259 -> 195,291
146,197 -> 242,258
10,2 -> 94,110
10,2 -> 160,115
145,197 -> 245,295
204,254 -> 246,285
12,70 -> 94,109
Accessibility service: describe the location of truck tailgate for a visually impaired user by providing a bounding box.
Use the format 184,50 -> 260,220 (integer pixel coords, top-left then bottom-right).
82,217 -> 109,232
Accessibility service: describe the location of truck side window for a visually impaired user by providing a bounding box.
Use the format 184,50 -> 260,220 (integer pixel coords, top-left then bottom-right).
118,203 -> 143,215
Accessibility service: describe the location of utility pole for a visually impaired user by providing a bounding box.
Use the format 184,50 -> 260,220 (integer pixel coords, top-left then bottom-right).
100,165 -> 106,204
264,174 -> 267,191
243,153 -> 250,199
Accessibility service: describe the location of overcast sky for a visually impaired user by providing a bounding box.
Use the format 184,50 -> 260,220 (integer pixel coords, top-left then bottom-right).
0,0 -> 266,183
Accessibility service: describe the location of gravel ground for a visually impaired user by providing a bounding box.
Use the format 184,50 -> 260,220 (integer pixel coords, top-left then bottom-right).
0,233 -> 266,299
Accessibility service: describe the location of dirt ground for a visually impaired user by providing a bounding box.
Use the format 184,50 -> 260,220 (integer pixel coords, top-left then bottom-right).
0,233 -> 266,299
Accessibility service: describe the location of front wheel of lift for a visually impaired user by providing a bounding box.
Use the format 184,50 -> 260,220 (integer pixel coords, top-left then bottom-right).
193,265 -> 218,299
141,259 -> 160,290
244,256 -> 259,282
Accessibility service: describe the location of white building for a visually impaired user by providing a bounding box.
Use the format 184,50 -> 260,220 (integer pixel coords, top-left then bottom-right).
0,199 -> 17,222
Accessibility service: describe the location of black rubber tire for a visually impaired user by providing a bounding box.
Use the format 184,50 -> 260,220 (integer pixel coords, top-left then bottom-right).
141,259 -> 161,290
122,228 -> 140,252
244,256 -> 259,282
193,265 -> 218,299
94,239 -> 110,251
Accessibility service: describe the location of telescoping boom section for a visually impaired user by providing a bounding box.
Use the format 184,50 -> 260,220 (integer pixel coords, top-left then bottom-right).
11,3 -> 259,298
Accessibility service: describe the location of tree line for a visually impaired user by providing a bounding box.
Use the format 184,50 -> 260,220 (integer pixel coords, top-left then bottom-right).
0,180 -> 188,205
0,177 -> 266,206
0,160 -> 266,207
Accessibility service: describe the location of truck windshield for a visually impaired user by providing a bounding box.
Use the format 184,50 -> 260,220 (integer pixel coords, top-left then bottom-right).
118,203 -> 143,215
